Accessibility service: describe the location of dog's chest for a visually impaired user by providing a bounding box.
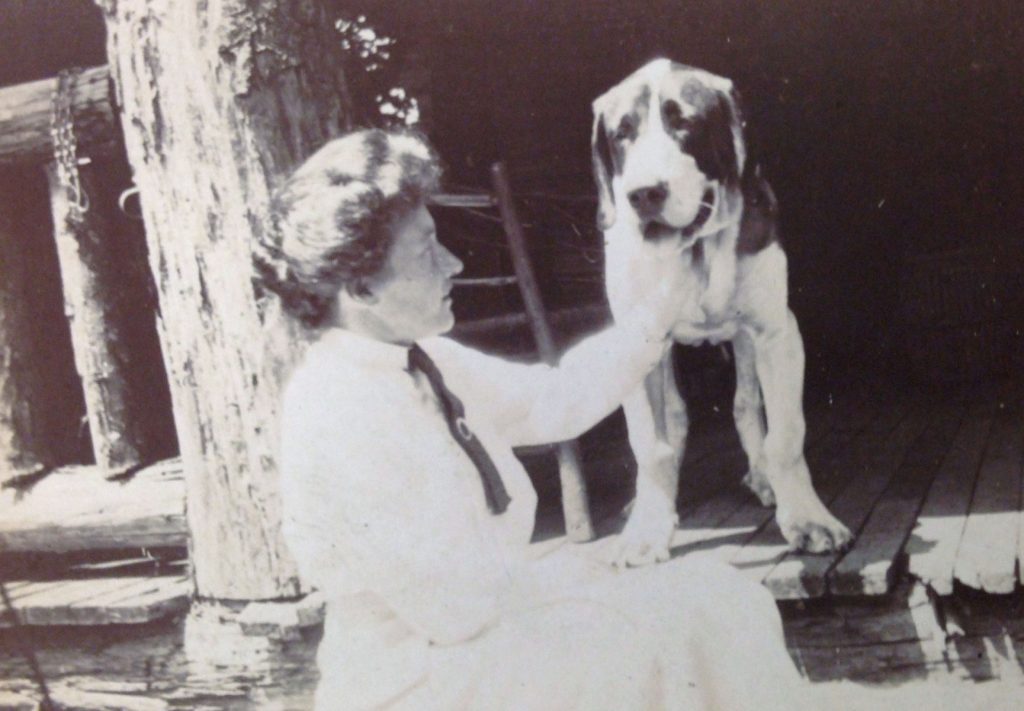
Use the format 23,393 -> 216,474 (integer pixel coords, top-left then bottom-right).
606,234 -> 743,345
666,250 -> 741,343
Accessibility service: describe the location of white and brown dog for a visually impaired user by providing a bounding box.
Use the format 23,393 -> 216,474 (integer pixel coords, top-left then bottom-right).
594,59 -> 851,566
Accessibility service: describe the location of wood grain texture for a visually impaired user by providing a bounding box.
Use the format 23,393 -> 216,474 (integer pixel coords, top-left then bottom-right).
45,162 -> 148,472
829,408 -> 963,596
763,400 -> 919,599
906,408 -> 993,594
3,575 -> 190,627
0,459 -> 185,553
953,411 -> 1023,593
0,65 -> 119,166
98,0 -> 355,598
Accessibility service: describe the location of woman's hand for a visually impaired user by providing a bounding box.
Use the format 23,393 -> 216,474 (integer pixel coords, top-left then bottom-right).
619,236 -> 689,343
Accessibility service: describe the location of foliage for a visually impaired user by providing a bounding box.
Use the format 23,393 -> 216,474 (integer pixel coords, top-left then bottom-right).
335,14 -> 420,127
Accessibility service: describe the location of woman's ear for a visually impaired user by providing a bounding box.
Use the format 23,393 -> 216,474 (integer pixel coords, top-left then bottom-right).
346,278 -> 379,305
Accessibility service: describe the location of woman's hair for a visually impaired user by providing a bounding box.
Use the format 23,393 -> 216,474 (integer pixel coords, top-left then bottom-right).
255,129 -> 442,328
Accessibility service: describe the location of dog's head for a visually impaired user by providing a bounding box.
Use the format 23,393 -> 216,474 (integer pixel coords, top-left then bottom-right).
591,59 -> 746,242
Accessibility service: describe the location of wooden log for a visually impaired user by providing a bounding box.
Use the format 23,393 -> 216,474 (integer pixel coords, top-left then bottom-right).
98,0 -> 354,599
0,459 -> 185,553
0,66 -> 119,166
45,162 -> 148,473
491,161 -> 595,542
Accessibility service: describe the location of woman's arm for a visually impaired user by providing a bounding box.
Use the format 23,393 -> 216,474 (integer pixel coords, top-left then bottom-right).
423,308 -> 670,447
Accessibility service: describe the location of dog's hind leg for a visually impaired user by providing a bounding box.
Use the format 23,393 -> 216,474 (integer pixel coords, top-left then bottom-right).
732,330 -> 773,506
612,350 -> 682,567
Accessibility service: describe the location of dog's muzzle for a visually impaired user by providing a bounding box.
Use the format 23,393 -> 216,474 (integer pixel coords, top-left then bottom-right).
642,187 -> 717,242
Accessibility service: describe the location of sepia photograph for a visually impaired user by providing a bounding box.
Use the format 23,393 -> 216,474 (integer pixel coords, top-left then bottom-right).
0,1 -> 1022,709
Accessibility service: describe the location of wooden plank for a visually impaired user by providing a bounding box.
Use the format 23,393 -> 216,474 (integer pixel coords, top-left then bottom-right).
0,65 -> 119,166
907,409 -> 993,594
0,458 -> 185,553
5,576 -> 191,627
954,411 -> 1023,593
829,408 -> 963,596
100,577 -> 191,625
763,403 -> 924,599
7,579 -> 68,603
670,384 -> 878,564
791,636 -> 995,684
69,576 -> 175,608
725,390 -> 887,583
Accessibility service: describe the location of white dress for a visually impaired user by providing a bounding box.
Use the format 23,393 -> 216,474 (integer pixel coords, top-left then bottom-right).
278,327 -> 801,711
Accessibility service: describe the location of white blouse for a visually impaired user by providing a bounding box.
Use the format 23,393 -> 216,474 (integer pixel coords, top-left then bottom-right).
278,322 -> 666,709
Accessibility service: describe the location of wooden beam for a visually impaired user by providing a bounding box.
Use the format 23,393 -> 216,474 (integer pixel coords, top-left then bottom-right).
0,459 -> 185,553
0,66 -> 119,166
45,162 -> 149,473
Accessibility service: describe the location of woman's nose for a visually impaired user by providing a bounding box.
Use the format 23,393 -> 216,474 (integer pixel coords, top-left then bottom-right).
442,247 -> 463,277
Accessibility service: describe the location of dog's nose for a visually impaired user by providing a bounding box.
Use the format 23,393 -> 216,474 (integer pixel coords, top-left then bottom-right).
627,183 -> 668,216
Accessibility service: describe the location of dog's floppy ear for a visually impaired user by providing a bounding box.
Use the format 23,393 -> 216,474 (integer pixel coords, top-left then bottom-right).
590,104 -> 616,230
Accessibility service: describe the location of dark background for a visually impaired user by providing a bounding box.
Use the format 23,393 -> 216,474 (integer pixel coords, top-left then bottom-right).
3,0 -> 1022,385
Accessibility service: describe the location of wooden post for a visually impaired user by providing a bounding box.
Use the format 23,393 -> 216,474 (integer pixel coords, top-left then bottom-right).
97,0 -> 353,600
491,161 -> 596,542
45,163 -> 147,474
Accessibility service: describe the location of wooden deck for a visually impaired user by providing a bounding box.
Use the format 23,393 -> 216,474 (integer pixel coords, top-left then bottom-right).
0,458 -> 185,553
1,378 -> 1021,623
1,574 -> 191,627
596,377 -> 1024,601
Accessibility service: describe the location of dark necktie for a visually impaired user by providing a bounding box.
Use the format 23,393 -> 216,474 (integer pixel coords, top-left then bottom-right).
408,344 -> 511,515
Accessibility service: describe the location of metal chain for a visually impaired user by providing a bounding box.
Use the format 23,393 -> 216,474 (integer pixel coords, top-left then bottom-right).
50,67 -> 89,217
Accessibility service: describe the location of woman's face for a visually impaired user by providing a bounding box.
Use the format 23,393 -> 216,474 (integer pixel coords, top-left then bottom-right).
360,203 -> 463,344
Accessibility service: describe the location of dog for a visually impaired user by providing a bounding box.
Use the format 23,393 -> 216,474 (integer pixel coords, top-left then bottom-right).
593,59 -> 852,566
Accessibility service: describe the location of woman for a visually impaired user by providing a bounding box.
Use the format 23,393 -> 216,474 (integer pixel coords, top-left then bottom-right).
259,128 -> 805,710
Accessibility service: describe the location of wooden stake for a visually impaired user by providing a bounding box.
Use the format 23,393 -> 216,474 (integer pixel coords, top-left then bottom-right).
491,161 -> 595,542
45,163 -> 146,474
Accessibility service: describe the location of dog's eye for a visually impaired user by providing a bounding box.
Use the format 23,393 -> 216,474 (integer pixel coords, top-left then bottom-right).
612,121 -> 635,142
663,101 -> 691,131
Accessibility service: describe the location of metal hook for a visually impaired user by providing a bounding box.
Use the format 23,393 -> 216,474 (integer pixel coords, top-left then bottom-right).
118,185 -> 143,220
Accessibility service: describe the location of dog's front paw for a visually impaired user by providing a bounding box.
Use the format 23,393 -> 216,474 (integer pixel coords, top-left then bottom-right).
610,502 -> 679,568
777,503 -> 852,554
741,469 -> 776,507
